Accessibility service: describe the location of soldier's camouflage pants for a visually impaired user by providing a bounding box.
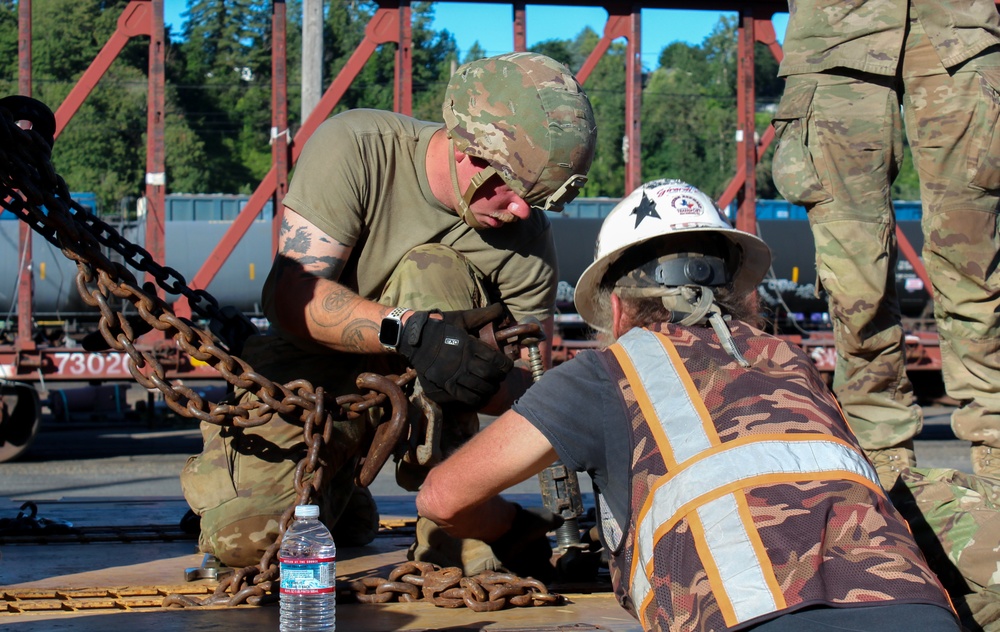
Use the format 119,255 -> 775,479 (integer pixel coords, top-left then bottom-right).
772,17 -> 1000,452
180,243 -> 489,567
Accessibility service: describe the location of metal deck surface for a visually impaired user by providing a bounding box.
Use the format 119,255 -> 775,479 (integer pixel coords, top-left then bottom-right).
0,496 -> 637,631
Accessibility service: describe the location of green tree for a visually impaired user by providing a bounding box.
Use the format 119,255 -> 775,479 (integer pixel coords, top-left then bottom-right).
176,0 -> 272,193
891,144 -> 921,200
530,39 -> 575,70
321,1 -> 456,122
0,0 -> 17,93
754,41 -> 783,107
463,42 -> 486,64
641,17 -> 739,198
572,27 -> 626,197
405,2 -> 458,122
0,0 -> 204,211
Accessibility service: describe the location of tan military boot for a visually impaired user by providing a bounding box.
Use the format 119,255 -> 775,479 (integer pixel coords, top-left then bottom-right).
971,444 -> 1000,480
407,516 -> 503,576
865,440 -> 916,490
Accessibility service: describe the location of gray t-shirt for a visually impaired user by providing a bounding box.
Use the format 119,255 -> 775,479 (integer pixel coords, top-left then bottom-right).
512,349 -> 631,545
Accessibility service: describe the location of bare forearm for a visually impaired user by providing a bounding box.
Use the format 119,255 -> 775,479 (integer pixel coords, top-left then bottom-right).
301,279 -> 389,353
417,487 -> 518,542
273,208 -> 402,354
416,411 -> 558,540
274,276 -> 402,354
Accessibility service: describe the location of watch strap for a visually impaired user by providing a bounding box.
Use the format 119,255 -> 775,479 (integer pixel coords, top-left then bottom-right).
379,307 -> 410,351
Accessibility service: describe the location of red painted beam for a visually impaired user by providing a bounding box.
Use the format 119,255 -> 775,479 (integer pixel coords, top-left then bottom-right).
625,8 -> 641,193
735,11 -> 757,235
53,1 -> 153,138
394,2 -> 412,116
16,0 -> 34,354
144,0 -> 166,307
272,0 -> 290,252
176,6 -> 401,318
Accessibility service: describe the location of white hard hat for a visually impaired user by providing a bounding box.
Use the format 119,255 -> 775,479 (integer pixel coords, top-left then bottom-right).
574,179 -> 772,329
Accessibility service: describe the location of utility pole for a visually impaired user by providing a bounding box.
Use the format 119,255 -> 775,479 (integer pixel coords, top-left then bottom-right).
302,0 -> 323,123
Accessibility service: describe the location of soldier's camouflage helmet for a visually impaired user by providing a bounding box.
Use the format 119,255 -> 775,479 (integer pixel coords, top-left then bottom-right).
443,52 -> 597,224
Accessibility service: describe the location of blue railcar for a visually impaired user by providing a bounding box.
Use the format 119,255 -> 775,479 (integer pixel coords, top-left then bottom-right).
0,195 -> 932,330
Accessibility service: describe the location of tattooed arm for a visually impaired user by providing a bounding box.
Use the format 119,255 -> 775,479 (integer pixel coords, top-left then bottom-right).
270,208 -> 407,354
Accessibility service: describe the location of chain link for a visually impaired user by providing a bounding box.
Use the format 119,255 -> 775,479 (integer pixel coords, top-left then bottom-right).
0,98 -> 555,613
0,101 -> 415,608
348,562 -> 562,612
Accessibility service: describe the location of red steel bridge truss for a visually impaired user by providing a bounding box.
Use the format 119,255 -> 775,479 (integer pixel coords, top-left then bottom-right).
2,0 -> 943,387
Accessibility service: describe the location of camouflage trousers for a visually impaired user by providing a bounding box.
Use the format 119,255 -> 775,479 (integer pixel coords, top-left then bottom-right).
772,17 -> 1000,451
888,468 -> 1000,631
180,243 -> 489,567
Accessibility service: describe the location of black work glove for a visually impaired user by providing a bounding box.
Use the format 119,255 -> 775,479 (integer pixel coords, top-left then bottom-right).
398,304 -> 514,407
488,503 -> 564,582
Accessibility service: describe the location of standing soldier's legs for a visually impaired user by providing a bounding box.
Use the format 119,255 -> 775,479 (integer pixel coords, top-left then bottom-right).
901,23 -> 1000,477
772,72 -> 921,488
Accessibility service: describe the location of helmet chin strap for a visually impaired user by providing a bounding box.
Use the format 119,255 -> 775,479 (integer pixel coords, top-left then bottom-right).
449,138 -> 505,230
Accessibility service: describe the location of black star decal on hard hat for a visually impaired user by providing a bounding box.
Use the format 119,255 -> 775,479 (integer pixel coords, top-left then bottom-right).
631,190 -> 660,228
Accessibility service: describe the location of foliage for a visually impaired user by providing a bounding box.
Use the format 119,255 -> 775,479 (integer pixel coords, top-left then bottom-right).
0,1 -> 17,86
891,145 -> 921,201
0,2 -> 922,212
642,18 -> 739,198
564,27 -> 625,198
175,0 -> 273,193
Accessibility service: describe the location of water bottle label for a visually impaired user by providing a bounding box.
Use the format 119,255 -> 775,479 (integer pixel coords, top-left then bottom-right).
279,556 -> 336,594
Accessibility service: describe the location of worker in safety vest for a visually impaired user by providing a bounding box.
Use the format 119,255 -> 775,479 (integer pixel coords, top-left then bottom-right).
417,179 -> 959,631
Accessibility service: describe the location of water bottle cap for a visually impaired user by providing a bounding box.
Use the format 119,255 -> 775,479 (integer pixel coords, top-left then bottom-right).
294,504 -> 320,518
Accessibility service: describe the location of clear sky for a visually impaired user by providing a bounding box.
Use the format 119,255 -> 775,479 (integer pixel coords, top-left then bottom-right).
163,2 -> 788,70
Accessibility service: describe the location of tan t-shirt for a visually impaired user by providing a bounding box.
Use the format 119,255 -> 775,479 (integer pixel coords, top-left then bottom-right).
263,108 -> 557,334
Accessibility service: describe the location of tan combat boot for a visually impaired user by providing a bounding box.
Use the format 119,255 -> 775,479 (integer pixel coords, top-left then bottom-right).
865,440 -> 916,490
407,515 -> 504,576
971,443 -> 1000,480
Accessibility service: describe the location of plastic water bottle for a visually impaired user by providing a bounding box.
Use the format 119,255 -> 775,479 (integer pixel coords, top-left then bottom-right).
279,504 -> 336,631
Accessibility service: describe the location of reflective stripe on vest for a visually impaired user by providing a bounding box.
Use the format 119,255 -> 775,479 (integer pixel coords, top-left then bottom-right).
610,328 -> 881,628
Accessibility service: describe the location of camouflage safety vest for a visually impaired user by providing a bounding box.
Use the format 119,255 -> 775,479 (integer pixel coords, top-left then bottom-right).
597,322 -> 952,632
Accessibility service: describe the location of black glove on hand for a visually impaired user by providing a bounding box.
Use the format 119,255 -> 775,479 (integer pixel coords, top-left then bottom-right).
488,503 -> 564,581
398,304 -> 514,407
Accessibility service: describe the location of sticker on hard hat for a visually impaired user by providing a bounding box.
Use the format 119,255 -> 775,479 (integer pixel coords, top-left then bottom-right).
670,221 -> 718,230
630,191 -> 661,228
672,195 -> 703,215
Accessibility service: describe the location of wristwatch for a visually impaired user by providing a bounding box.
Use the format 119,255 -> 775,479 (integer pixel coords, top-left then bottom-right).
379,307 -> 410,351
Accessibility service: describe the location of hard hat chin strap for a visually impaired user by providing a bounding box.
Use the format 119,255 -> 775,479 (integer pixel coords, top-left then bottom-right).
706,306 -> 751,368
616,285 -> 751,368
660,286 -> 714,327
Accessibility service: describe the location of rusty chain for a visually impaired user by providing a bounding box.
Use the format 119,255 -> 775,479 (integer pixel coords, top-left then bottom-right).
348,562 -> 562,612
0,98 -> 558,612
